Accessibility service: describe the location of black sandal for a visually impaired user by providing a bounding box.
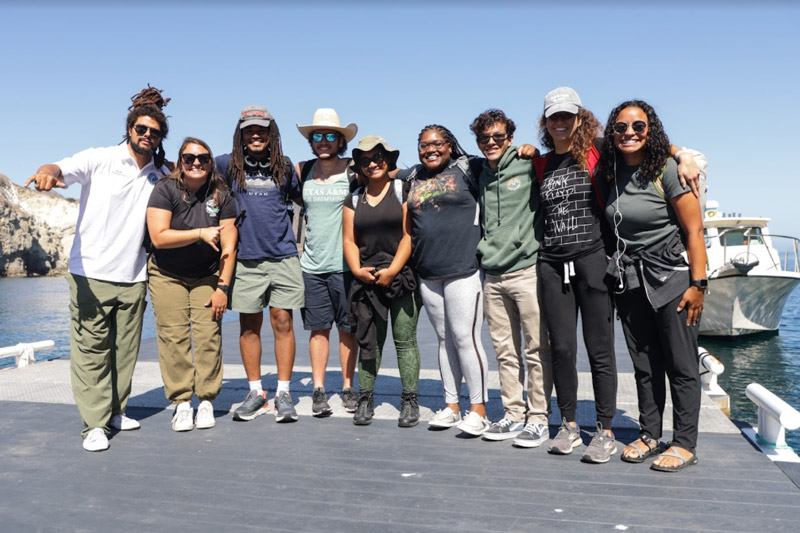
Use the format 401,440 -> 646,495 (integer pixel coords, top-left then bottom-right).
621,436 -> 661,463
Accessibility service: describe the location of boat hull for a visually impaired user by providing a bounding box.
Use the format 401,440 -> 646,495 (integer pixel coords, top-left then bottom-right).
699,274 -> 800,336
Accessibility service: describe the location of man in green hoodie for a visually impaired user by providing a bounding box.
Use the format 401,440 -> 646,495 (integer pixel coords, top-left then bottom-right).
468,109 -> 552,448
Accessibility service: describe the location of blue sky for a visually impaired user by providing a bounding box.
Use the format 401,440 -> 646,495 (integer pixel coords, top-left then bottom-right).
1,2 -> 798,238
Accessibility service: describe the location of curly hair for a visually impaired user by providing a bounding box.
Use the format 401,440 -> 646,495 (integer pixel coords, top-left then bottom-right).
227,119 -> 287,192
170,137 -> 229,209
124,85 -> 170,167
538,107 -> 602,170
469,109 -> 516,138
418,124 -> 469,159
599,100 -> 670,187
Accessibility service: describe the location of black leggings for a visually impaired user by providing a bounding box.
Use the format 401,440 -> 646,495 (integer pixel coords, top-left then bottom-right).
539,248 -> 617,429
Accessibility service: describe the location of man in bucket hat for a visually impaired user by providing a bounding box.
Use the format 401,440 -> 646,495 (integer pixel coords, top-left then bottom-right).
294,109 -> 360,416
216,105 -> 304,423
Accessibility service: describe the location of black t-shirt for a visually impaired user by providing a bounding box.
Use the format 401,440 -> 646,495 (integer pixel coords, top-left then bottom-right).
402,156 -> 481,280
538,139 -> 607,262
147,177 -> 237,277
346,181 -> 408,267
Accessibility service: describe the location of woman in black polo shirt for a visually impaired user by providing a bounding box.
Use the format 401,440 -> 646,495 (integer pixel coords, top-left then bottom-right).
146,137 -> 238,432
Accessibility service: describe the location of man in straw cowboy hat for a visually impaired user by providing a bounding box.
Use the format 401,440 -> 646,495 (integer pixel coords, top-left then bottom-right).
216,105 -> 303,423
294,108 -> 360,416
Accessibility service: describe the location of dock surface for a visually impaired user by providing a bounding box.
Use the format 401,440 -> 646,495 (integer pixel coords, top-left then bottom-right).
1,311 -> 799,532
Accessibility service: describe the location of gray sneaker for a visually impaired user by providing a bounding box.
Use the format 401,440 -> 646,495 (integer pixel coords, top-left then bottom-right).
341,387 -> 358,413
548,418 -> 582,455
581,423 -> 618,464
232,390 -> 269,421
312,388 -> 332,417
512,422 -> 549,448
482,417 -> 525,441
274,391 -> 299,423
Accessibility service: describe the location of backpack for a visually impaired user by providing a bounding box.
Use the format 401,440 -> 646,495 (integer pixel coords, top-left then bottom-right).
533,145 -> 604,210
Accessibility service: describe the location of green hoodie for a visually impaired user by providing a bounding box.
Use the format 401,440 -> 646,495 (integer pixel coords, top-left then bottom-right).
477,146 -> 543,275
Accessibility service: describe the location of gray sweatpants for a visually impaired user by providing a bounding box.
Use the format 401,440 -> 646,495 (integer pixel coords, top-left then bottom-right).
419,271 -> 489,405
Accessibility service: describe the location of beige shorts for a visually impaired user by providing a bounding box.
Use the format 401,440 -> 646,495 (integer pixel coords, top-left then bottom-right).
230,257 -> 305,313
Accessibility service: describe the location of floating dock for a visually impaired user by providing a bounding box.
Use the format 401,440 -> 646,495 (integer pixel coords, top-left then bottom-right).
1,313 -> 799,532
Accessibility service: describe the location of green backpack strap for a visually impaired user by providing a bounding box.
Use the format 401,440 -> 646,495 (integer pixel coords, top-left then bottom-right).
653,165 -> 667,201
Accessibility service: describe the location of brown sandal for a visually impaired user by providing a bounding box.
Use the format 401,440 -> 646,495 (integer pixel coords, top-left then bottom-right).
621,436 -> 661,463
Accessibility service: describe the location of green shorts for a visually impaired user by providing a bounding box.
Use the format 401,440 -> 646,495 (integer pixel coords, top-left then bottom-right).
230,257 -> 305,313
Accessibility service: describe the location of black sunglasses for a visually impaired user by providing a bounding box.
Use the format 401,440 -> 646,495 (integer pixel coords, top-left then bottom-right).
476,133 -> 509,145
311,132 -> 339,143
133,124 -> 163,139
181,153 -> 212,166
613,121 -> 648,134
359,152 -> 386,169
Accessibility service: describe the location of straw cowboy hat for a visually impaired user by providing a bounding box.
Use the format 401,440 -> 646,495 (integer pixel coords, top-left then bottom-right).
296,108 -> 358,142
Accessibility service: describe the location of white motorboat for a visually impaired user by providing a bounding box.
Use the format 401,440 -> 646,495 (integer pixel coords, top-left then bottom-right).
700,200 -> 800,336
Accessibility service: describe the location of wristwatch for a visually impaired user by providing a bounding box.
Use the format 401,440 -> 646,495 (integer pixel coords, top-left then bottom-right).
217,283 -> 229,293
690,279 -> 708,291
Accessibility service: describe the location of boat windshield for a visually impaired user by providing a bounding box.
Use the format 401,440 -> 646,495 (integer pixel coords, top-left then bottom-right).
714,227 -> 764,246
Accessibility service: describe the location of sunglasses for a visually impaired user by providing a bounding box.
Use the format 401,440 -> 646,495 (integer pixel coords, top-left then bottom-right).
359,152 -> 386,169
311,132 -> 339,143
133,124 -> 163,139
418,140 -> 448,151
476,133 -> 509,145
181,153 -> 212,166
613,121 -> 648,135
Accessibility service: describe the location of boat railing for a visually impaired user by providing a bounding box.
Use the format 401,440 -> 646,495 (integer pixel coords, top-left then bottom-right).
770,234 -> 800,273
745,383 -> 800,449
707,231 -> 800,273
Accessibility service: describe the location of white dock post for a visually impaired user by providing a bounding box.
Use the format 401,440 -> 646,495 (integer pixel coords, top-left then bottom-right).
745,383 -> 800,449
698,347 -> 729,414
0,341 -> 55,368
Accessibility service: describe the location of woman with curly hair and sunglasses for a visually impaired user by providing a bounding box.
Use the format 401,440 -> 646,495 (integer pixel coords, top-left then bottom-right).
147,137 -> 238,432
601,100 -> 706,472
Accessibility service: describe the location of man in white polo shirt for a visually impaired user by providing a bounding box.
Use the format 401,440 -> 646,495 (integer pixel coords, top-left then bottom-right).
26,87 -> 171,452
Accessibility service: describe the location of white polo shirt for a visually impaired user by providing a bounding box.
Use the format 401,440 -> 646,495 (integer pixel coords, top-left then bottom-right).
57,143 -> 169,283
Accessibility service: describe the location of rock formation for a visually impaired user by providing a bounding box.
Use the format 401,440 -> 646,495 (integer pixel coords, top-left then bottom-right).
0,173 -> 78,277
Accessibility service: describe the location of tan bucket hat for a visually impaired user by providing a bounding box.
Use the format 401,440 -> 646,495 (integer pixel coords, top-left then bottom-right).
351,135 -> 400,173
296,108 -> 358,142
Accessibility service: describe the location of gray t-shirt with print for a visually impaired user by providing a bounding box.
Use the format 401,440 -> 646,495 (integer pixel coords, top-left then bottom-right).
605,158 -> 688,254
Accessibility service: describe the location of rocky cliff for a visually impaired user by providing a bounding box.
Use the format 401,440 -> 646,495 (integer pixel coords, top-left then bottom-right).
0,173 -> 78,276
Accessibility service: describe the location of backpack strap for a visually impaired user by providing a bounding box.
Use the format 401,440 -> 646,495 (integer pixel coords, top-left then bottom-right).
533,154 -> 550,184
393,178 -> 404,204
300,159 -> 315,183
585,145 -> 605,211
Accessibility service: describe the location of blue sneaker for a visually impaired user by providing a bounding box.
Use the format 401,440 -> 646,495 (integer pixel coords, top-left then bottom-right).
232,390 -> 268,421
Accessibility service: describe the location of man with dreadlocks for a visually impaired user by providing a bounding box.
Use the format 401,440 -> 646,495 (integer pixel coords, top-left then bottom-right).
216,105 -> 304,423
25,86 -> 171,452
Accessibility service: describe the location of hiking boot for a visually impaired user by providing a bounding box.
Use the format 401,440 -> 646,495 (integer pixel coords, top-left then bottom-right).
274,391 -> 299,423
110,413 -> 140,431
397,391 -> 419,428
581,423 -> 618,464
312,388 -> 333,417
482,417 -> 525,441
548,418 -> 582,455
172,402 -> 194,432
513,422 -> 549,448
353,390 -> 374,426
195,400 -> 215,429
456,411 -> 491,436
232,390 -> 269,421
341,387 -> 358,413
83,428 -> 109,452
428,407 -> 461,429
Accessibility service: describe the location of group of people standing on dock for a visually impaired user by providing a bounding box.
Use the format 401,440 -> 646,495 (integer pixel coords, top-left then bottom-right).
27,84 -> 708,473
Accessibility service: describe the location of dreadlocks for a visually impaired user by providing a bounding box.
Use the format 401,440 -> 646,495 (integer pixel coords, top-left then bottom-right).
125,85 -> 170,168
418,124 -> 469,159
227,120 -> 287,192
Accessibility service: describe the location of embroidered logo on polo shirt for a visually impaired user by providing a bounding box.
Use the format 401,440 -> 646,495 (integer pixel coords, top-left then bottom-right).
205,198 -> 219,217
147,172 -> 159,184
507,177 -> 521,191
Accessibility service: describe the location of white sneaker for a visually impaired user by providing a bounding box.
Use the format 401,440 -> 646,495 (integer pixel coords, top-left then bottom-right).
195,400 -> 216,429
172,402 -> 194,432
110,413 -> 140,431
83,428 -> 109,452
456,411 -> 491,436
428,407 -> 462,428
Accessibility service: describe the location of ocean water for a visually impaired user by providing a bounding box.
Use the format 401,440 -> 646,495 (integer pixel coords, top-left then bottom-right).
2,276 -> 799,452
